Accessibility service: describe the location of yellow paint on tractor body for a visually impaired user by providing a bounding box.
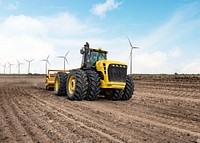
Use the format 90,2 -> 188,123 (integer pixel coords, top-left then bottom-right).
96,60 -> 127,89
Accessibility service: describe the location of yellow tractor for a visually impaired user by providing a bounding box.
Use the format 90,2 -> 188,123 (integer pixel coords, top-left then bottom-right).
54,42 -> 134,100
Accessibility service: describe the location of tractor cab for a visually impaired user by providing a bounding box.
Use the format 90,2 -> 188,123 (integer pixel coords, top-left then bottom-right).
80,42 -> 108,69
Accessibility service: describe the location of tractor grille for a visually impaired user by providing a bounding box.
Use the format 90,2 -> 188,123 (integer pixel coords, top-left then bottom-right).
108,64 -> 127,82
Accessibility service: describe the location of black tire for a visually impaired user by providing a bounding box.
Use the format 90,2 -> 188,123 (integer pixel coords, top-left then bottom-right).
121,75 -> 134,100
46,86 -> 54,91
66,69 -> 88,100
105,89 -> 123,101
85,70 -> 100,100
54,72 -> 68,96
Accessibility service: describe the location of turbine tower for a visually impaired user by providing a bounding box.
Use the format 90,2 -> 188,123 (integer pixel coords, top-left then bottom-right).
127,37 -> 139,74
57,51 -> 69,71
8,62 -> 14,74
17,60 -> 23,74
3,63 -> 7,74
41,54 -> 50,75
24,59 -> 34,74
0,63 -> 7,74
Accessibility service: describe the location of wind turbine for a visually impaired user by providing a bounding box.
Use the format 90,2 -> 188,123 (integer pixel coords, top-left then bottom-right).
57,51 -> 69,71
24,59 -> 34,74
127,37 -> 139,74
0,63 -> 1,74
41,54 -> 50,75
0,63 -> 7,74
8,62 -> 14,74
17,60 -> 23,74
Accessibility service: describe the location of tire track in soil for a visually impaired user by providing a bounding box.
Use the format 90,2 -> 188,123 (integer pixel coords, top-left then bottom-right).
136,81 -> 200,92
77,101 -> 200,143
9,96 -> 54,143
13,89 -> 85,143
136,93 -> 200,122
0,87 -> 34,143
0,103 -> 16,142
26,88 -> 143,142
15,87 -> 127,143
28,88 -> 165,142
29,94 -> 133,143
27,87 -> 199,143
77,97 -> 200,134
1,75 -> 200,143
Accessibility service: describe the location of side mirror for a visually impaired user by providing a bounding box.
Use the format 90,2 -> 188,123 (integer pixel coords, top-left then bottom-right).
80,48 -> 84,54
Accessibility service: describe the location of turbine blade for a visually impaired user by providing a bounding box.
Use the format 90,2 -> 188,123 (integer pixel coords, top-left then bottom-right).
65,50 -> 70,57
47,54 -> 50,59
47,60 -> 51,65
65,58 -> 69,65
57,56 -> 64,58
127,37 -> 133,48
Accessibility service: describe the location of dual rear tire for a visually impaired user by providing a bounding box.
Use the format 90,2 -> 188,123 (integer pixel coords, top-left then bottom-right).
54,69 -> 100,101
66,70 -> 88,100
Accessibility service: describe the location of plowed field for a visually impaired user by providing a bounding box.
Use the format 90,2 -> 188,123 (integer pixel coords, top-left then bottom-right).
0,75 -> 200,143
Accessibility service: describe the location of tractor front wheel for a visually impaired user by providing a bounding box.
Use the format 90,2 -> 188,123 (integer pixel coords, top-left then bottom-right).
121,75 -> 134,100
85,70 -> 100,100
105,89 -> 123,101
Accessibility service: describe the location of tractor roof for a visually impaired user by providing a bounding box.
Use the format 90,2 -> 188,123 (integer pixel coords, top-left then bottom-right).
90,48 -> 108,54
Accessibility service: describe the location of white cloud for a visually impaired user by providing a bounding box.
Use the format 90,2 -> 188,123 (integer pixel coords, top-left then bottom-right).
90,0 -> 122,18
169,46 -> 181,58
0,13 -> 107,74
131,51 -> 170,74
7,0 -> 19,10
1,15 -> 47,37
39,13 -> 85,36
182,59 -> 200,74
0,15 -> 54,74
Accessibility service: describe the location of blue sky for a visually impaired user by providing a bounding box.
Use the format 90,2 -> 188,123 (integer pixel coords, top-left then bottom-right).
0,0 -> 200,74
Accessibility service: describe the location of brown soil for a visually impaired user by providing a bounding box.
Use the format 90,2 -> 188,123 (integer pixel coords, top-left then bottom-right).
0,74 -> 200,143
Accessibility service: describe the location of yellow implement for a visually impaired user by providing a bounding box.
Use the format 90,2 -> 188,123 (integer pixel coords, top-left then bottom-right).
45,70 -> 69,90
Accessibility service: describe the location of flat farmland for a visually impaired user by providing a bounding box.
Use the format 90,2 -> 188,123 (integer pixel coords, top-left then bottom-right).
0,74 -> 200,143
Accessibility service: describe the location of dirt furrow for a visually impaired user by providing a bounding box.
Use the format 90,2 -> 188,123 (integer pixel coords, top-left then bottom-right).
137,87 -> 200,98
0,87 -> 34,143
9,96 -> 55,143
28,88 -> 173,142
0,104 -> 16,142
78,101 -> 200,142
27,89 -> 193,140
1,75 -> 200,143
15,88 -> 127,143
30,94 -> 139,143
